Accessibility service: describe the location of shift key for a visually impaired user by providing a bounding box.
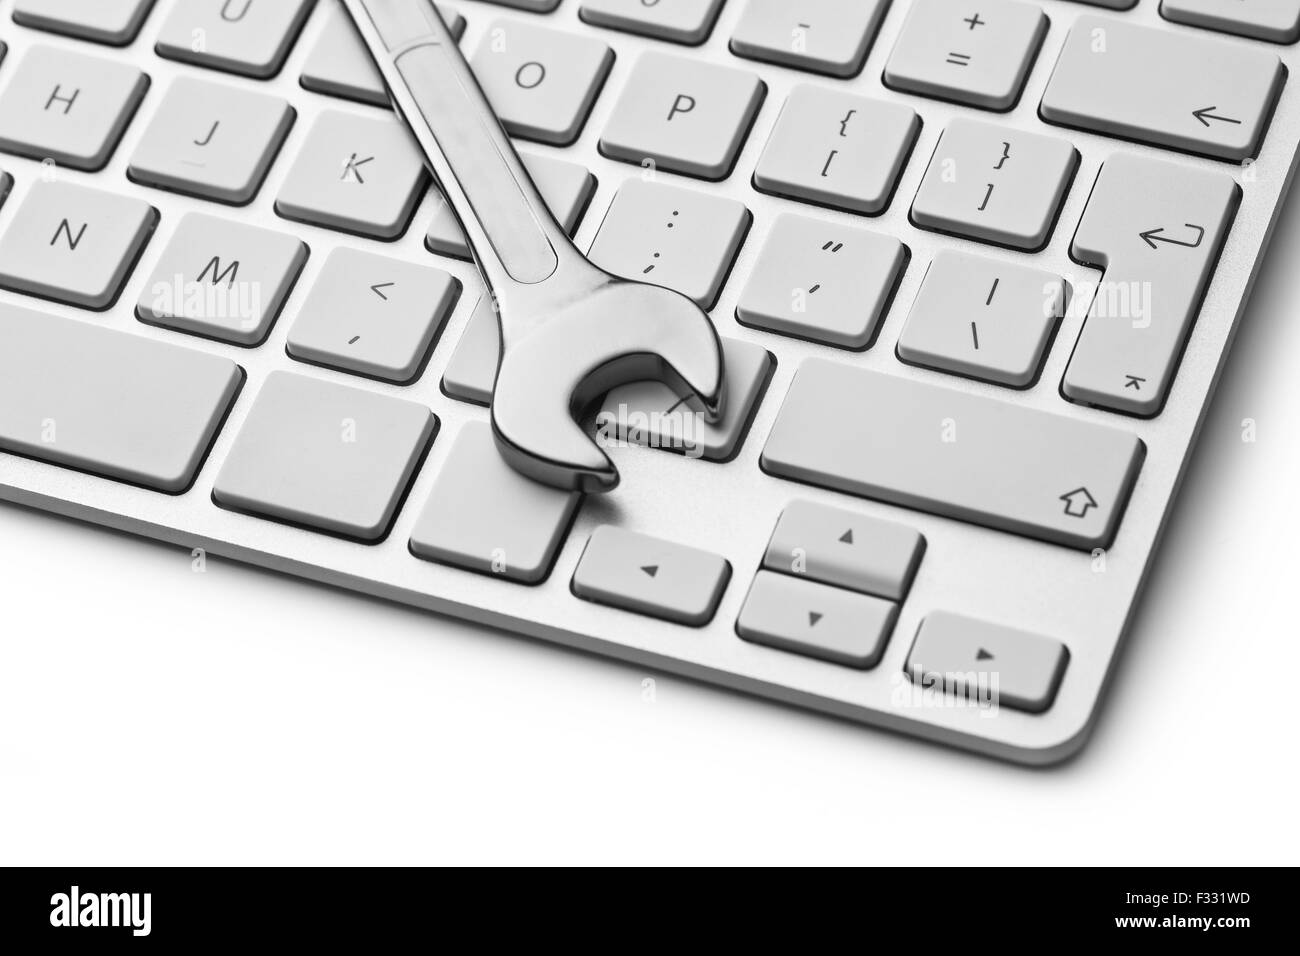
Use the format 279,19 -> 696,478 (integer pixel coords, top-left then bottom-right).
761,361 -> 1145,550
1040,16 -> 1283,162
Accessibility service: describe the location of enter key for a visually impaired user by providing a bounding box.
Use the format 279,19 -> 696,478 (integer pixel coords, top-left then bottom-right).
1062,153 -> 1239,417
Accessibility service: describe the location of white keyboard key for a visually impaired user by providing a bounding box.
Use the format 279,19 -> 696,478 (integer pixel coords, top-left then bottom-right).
579,0 -> 724,45
588,178 -> 750,309
736,213 -> 905,349
471,19 -> 613,145
1040,17 -> 1284,162
907,612 -> 1069,714
441,293 -> 499,405
897,251 -> 1064,388
599,52 -> 765,180
426,153 -> 594,260
572,526 -> 731,626
764,500 -> 924,602
276,110 -> 430,240
13,0 -> 157,46
410,422 -> 580,584
1161,0 -> 1300,44
213,372 -> 436,542
0,46 -> 148,171
156,0 -> 314,79
287,248 -> 460,383
737,571 -> 896,669
729,0 -> 889,77
0,181 -> 157,309
911,119 -> 1078,251
481,0 -> 559,10
597,337 -> 773,461
0,303 -> 241,493
753,85 -> 919,215
136,213 -> 308,346
884,0 -> 1047,111
1063,154 -> 1238,416
301,4 -> 465,107
762,360 -> 1145,550
128,77 -> 294,205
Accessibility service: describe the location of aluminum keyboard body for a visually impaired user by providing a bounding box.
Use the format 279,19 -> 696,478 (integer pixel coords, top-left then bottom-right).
1,0 -> 1296,764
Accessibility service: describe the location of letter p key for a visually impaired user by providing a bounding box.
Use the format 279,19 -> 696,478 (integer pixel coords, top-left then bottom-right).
667,93 -> 696,122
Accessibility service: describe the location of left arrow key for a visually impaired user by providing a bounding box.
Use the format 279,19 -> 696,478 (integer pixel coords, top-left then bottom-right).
572,526 -> 731,627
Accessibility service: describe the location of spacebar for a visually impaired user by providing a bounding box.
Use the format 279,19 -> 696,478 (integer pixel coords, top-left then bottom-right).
0,303 -> 243,493
760,360 -> 1145,550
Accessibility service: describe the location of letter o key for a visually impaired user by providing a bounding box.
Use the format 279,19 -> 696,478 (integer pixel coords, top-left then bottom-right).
515,61 -> 546,89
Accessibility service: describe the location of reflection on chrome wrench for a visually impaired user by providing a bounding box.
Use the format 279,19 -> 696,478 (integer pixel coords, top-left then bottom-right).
342,0 -> 725,492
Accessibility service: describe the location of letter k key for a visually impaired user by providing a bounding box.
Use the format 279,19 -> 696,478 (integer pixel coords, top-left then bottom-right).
340,153 -> 374,184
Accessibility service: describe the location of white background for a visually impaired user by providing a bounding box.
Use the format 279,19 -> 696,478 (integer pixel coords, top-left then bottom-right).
2,179 -> 1299,868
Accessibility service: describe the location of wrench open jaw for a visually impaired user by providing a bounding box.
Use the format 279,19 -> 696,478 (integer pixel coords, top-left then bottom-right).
344,0 -> 725,494
492,271 -> 725,493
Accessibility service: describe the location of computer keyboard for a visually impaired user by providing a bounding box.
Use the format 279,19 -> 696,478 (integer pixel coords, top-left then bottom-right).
0,0 -> 1295,764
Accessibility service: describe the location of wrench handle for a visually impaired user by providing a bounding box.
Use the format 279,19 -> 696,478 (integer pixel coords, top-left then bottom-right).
342,0 -> 566,288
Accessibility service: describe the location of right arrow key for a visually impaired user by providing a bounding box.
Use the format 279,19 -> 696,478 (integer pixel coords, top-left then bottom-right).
907,612 -> 1070,714
1040,16 -> 1283,162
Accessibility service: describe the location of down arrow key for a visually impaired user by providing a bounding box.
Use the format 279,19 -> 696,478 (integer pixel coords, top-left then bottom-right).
736,571 -> 897,669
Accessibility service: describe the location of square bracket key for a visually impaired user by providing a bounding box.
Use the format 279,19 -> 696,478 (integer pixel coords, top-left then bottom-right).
911,118 -> 1078,251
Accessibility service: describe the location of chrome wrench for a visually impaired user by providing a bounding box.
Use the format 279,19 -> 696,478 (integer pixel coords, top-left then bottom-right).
341,0 -> 726,492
